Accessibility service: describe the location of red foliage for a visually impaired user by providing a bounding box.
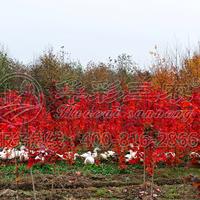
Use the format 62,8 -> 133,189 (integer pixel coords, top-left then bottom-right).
0,81 -> 199,174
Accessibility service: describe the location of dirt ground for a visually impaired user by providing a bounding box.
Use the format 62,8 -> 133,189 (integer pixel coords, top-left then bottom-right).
0,169 -> 199,200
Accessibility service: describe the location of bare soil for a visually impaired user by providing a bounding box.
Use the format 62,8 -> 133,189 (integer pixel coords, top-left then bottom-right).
0,169 -> 199,200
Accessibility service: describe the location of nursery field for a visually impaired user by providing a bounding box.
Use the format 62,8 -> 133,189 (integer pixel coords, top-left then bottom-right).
0,72 -> 199,199
0,8 -> 200,198
0,162 -> 199,200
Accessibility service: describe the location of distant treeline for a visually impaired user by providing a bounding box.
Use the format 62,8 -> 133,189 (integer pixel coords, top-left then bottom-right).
0,46 -> 200,97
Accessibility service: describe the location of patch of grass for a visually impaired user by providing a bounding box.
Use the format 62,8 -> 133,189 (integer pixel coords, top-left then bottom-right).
0,164 -> 16,180
164,186 -> 181,199
155,167 -> 200,179
0,161 -> 199,181
82,163 -> 120,175
161,184 -> 199,200
95,188 -> 108,197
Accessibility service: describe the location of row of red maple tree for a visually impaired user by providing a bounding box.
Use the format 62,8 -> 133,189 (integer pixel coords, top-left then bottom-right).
0,81 -> 199,175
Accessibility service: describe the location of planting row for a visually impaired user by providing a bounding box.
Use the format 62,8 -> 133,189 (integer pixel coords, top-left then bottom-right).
0,82 -> 199,174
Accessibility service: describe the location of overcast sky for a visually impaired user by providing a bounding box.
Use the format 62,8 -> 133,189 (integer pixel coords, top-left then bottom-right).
0,0 -> 200,67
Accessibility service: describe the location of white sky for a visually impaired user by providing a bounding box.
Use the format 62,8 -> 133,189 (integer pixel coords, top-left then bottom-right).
0,0 -> 200,67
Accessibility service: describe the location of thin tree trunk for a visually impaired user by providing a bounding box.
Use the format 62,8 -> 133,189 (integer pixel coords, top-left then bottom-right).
30,168 -> 37,200
15,158 -> 19,200
150,162 -> 155,198
50,163 -> 56,200
143,149 -> 146,184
